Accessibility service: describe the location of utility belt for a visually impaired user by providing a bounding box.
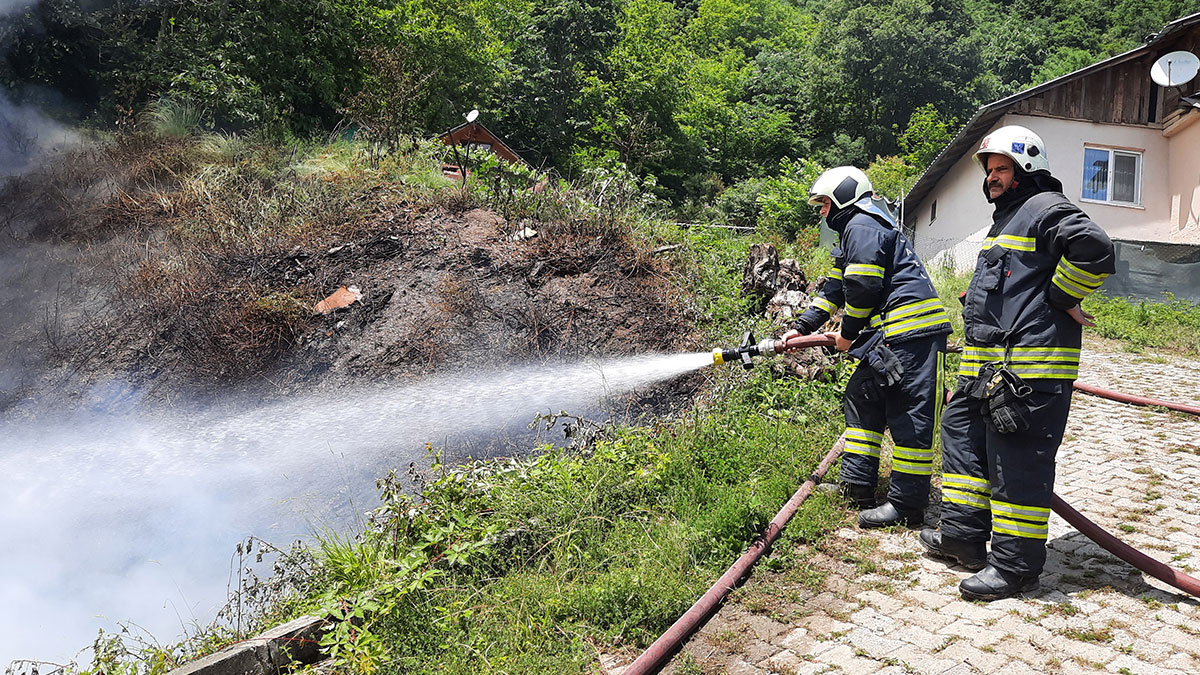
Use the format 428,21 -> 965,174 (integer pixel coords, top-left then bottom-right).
962,361 -> 1033,434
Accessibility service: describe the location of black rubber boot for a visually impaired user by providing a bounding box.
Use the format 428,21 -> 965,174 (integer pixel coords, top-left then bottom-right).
959,565 -> 1040,601
858,501 -> 924,528
918,529 -> 987,571
844,482 -> 877,510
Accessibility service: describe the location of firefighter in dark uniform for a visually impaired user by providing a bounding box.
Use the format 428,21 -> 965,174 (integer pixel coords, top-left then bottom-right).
919,125 -> 1116,600
791,166 -> 952,528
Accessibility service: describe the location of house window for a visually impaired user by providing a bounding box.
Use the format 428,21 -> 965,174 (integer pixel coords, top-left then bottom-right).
930,200 -> 937,224
1082,146 -> 1142,206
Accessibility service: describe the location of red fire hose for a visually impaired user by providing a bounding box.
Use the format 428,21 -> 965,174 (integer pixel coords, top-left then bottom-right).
620,435 -> 847,675
1072,381 -> 1200,416
1051,495 -> 1200,596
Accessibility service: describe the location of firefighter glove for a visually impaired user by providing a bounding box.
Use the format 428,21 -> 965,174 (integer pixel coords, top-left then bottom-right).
867,345 -> 905,388
984,368 -> 1032,434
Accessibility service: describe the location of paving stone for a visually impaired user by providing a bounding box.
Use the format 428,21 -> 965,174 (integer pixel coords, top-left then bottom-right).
1049,635 -> 1116,666
723,658 -> 767,675
901,587 -> 954,609
890,604 -> 956,630
888,644 -> 958,674
1105,654 -> 1173,675
778,627 -> 811,652
1149,625 -> 1200,653
744,614 -> 791,641
802,639 -> 842,659
936,618 -> 1002,646
796,612 -> 854,638
843,626 -> 905,659
847,607 -> 895,633
941,600 -> 1006,623
1161,651 -> 1200,671
742,639 -> 779,665
889,623 -> 945,651
855,589 -> 907,614
761,648 -> 806,673
938,640 -> 1011,673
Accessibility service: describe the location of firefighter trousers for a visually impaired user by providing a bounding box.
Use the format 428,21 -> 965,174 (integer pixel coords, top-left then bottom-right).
842,334 -> 947,511
939,383 -> 1073,577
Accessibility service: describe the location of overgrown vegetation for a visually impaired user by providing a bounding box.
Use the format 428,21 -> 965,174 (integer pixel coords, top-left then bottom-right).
1084,292 -> 1200,356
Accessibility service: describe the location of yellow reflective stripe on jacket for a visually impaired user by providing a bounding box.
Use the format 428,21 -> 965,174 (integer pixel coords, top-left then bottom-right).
891,446 -> 934,476
811,297 -> 838,315
944,487 -> 990,510
880,298 -> 950,338
981,234 -> 1037,252
844,263 -> 885,278
1061,258 -> 1107,284
1052,258 -> 1109,299
828,268 -> 844,281
883,298 -> 943,322
958,346 -> 1081,379
845,303 -> 873,319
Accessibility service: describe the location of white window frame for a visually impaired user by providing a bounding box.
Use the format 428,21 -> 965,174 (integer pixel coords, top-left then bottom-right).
1080,145 -> 1143,208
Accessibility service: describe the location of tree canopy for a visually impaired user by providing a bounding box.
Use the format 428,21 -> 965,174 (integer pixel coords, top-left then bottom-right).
2,0 -> 1197,213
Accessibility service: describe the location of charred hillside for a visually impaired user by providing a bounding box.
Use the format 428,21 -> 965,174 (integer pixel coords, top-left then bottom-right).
0,131 -> 700,418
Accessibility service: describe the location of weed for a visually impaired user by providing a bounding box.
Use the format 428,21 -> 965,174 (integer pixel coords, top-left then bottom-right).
1058,626 -> 1113,642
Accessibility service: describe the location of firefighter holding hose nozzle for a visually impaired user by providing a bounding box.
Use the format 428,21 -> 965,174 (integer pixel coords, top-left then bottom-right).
789,167 -> 952,529
919,125 -> 1116,601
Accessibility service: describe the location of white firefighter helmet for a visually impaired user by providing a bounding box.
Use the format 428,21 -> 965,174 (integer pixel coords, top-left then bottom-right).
973,125 -> 1050,175
808,166 -> 873,209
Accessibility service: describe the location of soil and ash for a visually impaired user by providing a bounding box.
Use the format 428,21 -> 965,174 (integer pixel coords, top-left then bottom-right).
0,162 -> 700,421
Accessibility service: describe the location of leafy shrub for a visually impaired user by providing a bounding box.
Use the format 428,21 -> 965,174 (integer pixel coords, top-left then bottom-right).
757,157 -> 825,240
716,177 -> 766,228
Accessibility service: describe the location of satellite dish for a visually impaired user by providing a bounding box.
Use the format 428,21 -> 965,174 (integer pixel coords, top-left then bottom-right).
1150,50 -> 1199,87
465,109 -> 480,123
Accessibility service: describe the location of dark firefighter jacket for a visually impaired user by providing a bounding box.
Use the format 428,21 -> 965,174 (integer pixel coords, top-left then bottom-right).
795,202 -> 951,344
959,175 -> 1116,386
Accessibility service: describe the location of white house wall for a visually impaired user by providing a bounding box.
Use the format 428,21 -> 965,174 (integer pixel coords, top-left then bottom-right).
914,113 -> 1187,271
911,144 -> 993,271
1167,116 -> 1200,241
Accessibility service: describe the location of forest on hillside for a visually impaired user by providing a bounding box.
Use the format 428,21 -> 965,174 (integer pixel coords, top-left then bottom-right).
2,0 -> 1198,215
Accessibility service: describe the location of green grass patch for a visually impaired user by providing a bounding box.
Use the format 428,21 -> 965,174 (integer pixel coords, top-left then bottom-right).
1083,292 -> 1200,355
286,366 -> 848,673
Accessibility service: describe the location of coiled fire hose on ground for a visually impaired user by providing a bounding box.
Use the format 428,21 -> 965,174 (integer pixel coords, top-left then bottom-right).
621,338 -> 1200,675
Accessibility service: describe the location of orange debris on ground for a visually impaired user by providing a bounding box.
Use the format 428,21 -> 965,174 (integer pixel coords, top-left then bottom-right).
313,285 -> 362,314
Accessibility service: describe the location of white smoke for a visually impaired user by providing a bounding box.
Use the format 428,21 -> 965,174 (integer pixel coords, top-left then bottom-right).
0,352 -> 713,663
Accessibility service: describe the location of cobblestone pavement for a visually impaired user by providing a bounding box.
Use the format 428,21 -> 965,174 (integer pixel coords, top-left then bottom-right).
608,338 -> 1200,674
